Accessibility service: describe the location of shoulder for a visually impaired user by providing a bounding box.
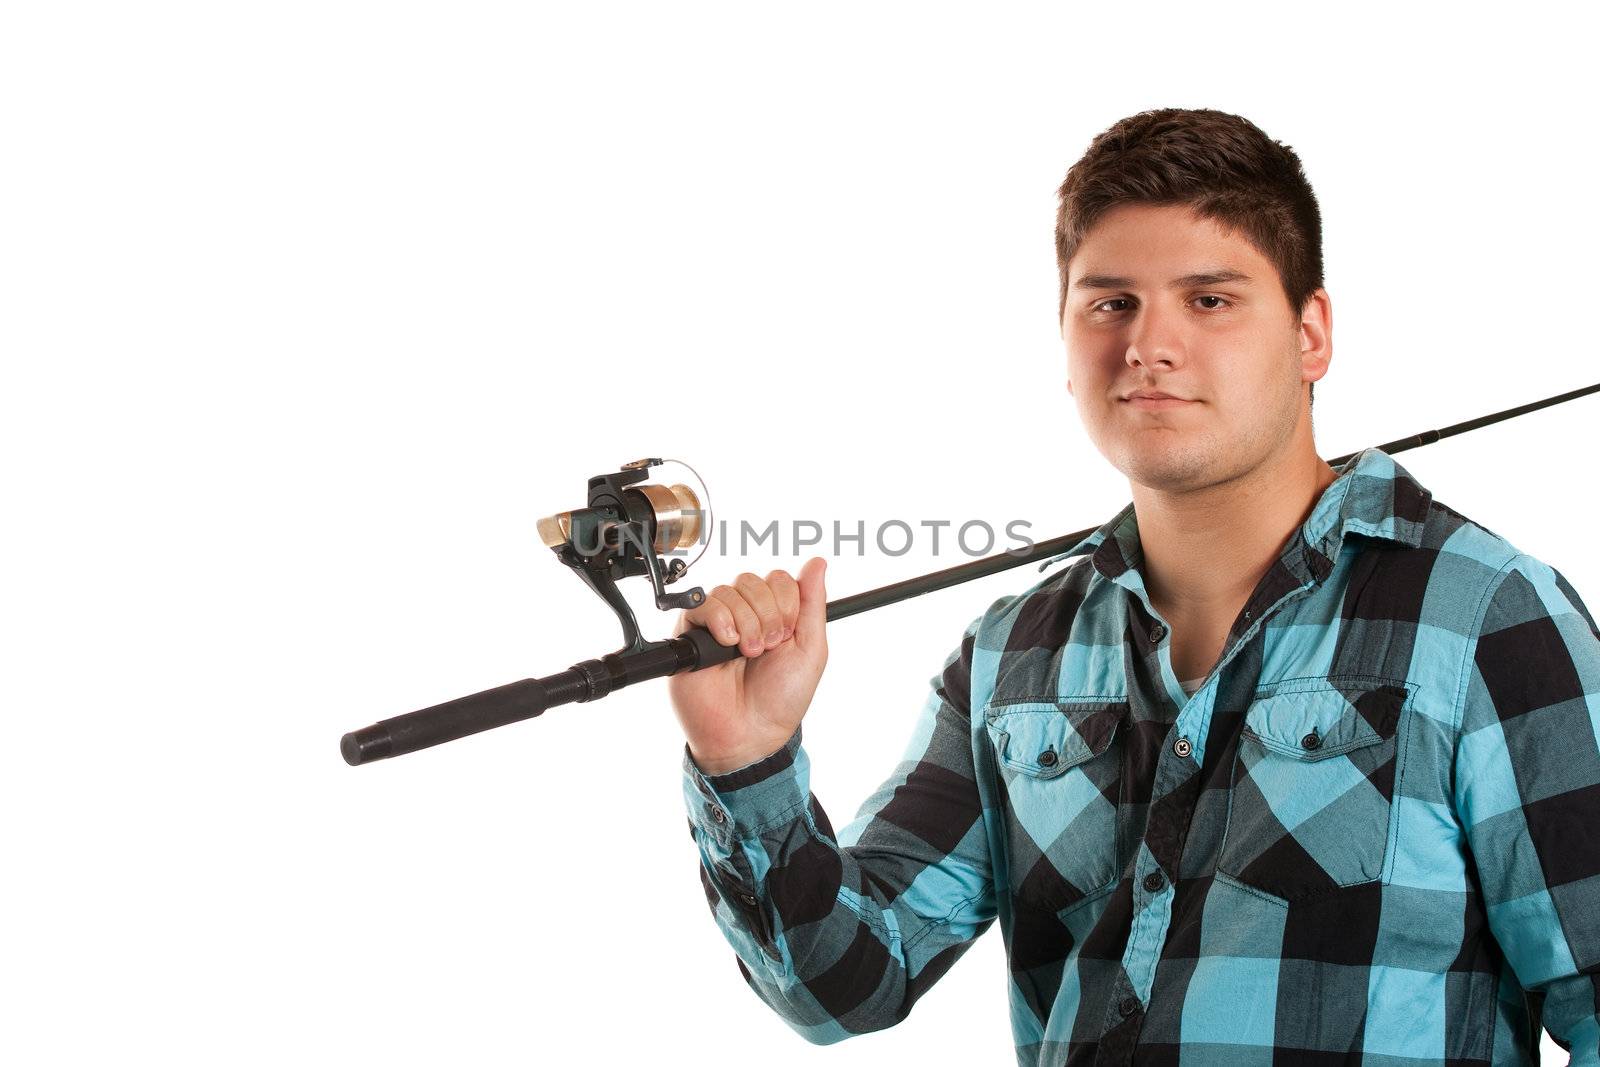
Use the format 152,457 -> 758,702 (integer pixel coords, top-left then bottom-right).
1416,494 -> 1595,635
1351,490 -> 1529,644
972,554 -> 1099,651
1405,495 -> 1599,733
953,556 -> 1111,710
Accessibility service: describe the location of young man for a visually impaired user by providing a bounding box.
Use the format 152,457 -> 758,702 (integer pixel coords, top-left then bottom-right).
668,108 -> 1600,1066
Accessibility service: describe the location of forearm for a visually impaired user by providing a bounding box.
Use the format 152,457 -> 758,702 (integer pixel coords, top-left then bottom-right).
682,722 -> 994,1043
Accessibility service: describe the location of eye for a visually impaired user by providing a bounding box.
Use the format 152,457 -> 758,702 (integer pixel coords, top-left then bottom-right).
1193,295 -> 1231,310
1092,297 -> 1132,313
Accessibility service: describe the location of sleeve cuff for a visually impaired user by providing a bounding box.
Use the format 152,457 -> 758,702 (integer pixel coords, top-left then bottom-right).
682,724 -> 809,847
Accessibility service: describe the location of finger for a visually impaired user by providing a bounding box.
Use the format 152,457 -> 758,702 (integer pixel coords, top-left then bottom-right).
733,572 -> 784,649
795,556 -> 828,651
678,598 -> 741,646
712,584 -> 766,656
765,568 -> 800,639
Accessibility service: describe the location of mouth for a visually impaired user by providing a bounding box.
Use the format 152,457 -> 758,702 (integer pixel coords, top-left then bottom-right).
1121,393 -> 1195,409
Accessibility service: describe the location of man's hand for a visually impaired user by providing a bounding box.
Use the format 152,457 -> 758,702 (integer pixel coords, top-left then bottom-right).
669,557 -> 828,775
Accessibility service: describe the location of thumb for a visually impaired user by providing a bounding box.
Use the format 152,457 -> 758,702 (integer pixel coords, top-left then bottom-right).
795,555 -> 828,650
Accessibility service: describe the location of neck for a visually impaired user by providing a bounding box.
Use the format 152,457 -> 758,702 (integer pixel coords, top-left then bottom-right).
1131,439 -> 1340,621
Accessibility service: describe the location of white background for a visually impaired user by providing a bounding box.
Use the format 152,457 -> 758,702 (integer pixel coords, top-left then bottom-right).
4,2 -> 1597,1064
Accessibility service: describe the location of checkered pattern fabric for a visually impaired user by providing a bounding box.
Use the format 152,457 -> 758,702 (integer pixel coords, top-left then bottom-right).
681,448 -> 1600,1066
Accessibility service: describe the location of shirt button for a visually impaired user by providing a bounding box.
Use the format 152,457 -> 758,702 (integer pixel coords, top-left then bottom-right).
706,802 -> 727,823
1301,731 -> 1322,751
738,892 -> 758,906
1119,995 -> 1140,1017
1037,749 -> 1058,767
1143,871 -> 1165,893
1149,622 -> 1166,642
1173,736 -> 1192,758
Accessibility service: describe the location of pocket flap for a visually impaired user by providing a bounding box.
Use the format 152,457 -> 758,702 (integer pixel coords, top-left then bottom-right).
1242,681 -> 1408,761
985,701 -> 1124,778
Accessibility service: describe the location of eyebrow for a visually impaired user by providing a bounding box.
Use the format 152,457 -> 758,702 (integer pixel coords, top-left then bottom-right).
1072,268 -> 1254,291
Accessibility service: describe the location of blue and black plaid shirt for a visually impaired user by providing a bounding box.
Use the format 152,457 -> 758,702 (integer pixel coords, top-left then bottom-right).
681,447 -> 1600,1066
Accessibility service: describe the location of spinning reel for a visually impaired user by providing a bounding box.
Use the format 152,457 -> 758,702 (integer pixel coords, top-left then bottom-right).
536,457 -> 710,654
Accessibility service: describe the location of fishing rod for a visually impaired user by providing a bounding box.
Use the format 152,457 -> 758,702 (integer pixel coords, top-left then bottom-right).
339,380 -> 1600,767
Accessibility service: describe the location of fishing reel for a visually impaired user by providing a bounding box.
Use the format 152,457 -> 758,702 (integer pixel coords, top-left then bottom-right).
536,457 -> 710,655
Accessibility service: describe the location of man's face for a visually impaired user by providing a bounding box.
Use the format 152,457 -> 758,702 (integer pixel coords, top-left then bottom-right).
1062,202 -> 1330,494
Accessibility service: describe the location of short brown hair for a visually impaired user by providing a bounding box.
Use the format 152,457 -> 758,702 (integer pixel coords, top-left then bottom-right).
1055,108 -> 1324,404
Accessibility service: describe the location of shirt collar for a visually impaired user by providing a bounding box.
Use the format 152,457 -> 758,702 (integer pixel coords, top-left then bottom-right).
1036,447 -> 1434,584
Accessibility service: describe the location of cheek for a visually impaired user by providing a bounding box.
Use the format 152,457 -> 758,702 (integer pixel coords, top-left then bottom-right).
1064,342 -> 1101,387
1068,357 -> 1117,407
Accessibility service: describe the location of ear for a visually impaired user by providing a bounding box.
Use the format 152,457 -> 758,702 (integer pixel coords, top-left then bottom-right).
1297,288 -> 1332,387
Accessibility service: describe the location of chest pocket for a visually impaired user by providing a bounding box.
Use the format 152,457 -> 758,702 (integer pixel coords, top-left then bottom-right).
983,699 -> 1125,912
1216,679 -> 1411,903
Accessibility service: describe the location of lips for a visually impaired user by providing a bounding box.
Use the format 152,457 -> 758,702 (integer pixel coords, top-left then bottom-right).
1121,391 -> 1194,409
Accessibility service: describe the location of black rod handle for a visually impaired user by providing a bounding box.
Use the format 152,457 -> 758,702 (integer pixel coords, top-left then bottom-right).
342,673 -> 573,766
342,628 -> 750,765
676,624 -> 745,668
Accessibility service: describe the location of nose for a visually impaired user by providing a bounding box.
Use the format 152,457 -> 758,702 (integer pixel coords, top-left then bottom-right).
1124,302 -> 1184,372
